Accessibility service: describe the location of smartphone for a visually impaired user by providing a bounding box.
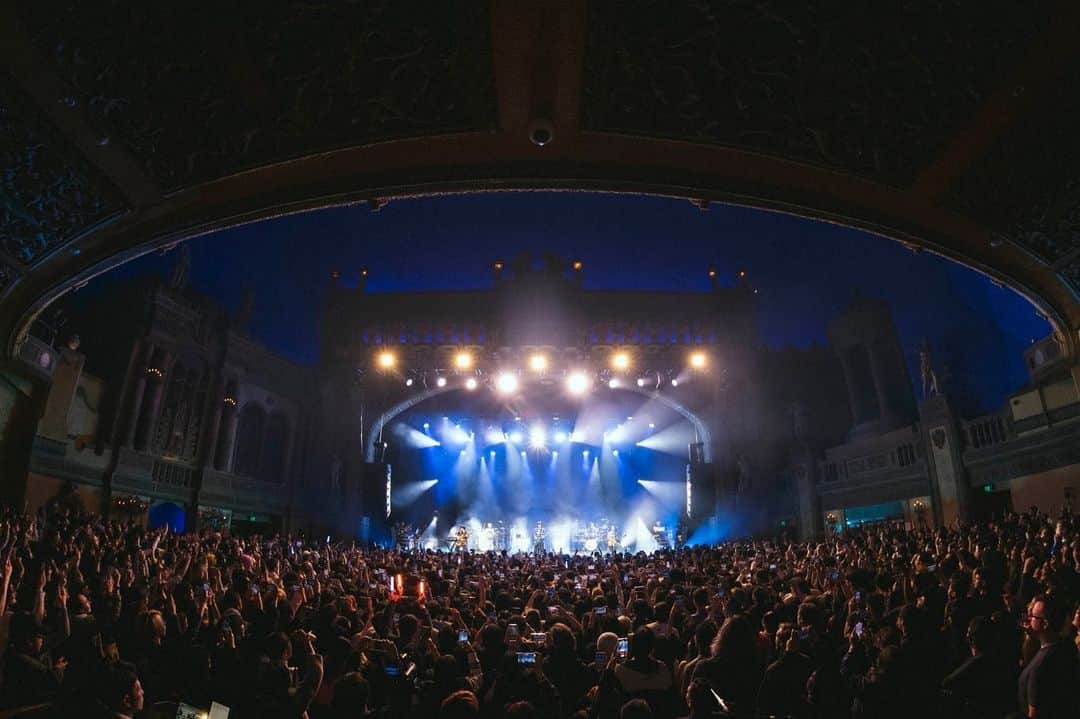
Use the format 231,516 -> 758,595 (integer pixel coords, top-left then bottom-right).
595,651 -> 607,669
458,629 -> 469,644
548,605 -> 560,615
385,665 -> 400,677
854,622 -> 864,637
798,629 -> 810,641
531,632 -> 546,646
202,583 -> 210,593
595,606 -> 607,616
831,572 -> 840,581
855,591 -> 862,601
507,624 -> 519,639
516,652 -> 537,666
769,564 -> 777,570
393,614 -> 400,625
617,637 -> 629,659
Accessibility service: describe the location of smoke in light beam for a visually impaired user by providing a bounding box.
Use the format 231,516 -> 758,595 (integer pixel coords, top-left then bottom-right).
392,423 -> 441,449
393,479 -> 438,506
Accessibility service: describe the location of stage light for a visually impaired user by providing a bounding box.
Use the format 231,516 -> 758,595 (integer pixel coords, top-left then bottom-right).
570,431 -> 584,442
612,449 -> 619,456
689,351 -> 707,369
485,428 -> 504,444
405,378 -> 413,387
520,450 -> 527,457
423,422 -> 430,430
509,430 -> 524,444
608,378 -> 621,389
566,371 -> 591,396
529,354 -> 548,372
611,352 -> 630,370
671,379 -> 679,387
436,376 -> 447,388
464,378 -> 478,391
529,424 -> 546,449
636,377 -> 647,387
454,352 -> 473,370
377,351 -> 396,369
627,416 -> 633,421
495,372 -> 519,395
583,449 -> 590,457
648,423 -> 655,429
553,431 -> 568,443
489,450 -> 496,456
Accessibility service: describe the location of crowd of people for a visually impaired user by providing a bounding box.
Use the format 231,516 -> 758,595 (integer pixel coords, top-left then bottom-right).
0,497 -> 1078,718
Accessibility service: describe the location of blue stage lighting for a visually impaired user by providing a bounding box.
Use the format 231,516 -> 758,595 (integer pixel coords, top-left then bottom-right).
529,424 -> 546,449
485,428 -> 504,445
553,431 -> 568,443
509,430 -> 524,444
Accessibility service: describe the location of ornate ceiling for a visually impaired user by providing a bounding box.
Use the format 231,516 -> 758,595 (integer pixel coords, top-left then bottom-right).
1,0 -> 1079,362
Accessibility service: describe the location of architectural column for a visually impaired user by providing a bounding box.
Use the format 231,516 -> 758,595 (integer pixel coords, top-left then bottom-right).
214,392 -> 240,472
792,445 -> 822,541
837,350 -> 865,425
867,341 -> 895,427
920,395 -> 969,525
134,351 -> 172,451
123,342 -> 152,446
199,372 -> 226,469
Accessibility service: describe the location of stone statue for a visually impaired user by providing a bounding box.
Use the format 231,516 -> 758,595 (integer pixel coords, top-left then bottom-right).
170,243 -> 191,290
919,339 -> 940,400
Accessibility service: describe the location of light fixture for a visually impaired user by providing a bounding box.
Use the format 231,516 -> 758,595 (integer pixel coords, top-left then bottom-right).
405,378 -> 414,387
454,352 -> 473,370
520,450 -> 527,457
509,430 -> 524,443
423,422 -> 430,430
553,431 -> 568,443
648,423 -> 655,429
689,352 -> 707,369
611,352 -> 630,371
377,351 -> 396,369
485,429 -> 504,444
495,372 -> 519,395
529,354 -> 548,372
608,378 -> 621,389
529,424 -> 546,449
566,371 -> 591,396
436,376 -> 447,388
464,378 -> 478,391
636,378 -> 647,388
612,449 -> 619,456
671,379 -> 679,387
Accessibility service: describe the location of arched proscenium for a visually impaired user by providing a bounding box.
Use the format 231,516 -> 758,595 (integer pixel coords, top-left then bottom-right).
365,386 -> 455,462
364,385 -> 712,464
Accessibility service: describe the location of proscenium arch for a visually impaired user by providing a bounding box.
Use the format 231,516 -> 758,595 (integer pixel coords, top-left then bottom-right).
3,1 -> 1079,358
364,385 -> 713,464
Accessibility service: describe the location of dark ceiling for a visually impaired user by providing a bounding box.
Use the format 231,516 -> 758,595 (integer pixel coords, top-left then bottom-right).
1,0 -> 1078,361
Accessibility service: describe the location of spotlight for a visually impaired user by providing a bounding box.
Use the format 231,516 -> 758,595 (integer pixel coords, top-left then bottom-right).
529,354 -> 548,372
423,422 -> 430,430
553,431 -> 568,443
464,378 -> 478,391
436,376 -> 447,388
454,352 -> 473,370
520,450 -> 527,457
459,449 -> 466,456
377,351 -> 396,369
636,377 -> 647,387
489,450 -> 496,456
529,425 -> 546,449
486,428 -> 503,444
405,378 -> 414,387
609,378 -> 621,389
509,430 -> 524,444
671,379 -> 679,387
648,423 -> 655,429
583,449 -> 590,457
570,431 -> 584,442
566,371 -> 591,396
689,351 -> 707,369
495,372 -> 519,395
611,352 -> 630,370
612,449 -> 619,456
